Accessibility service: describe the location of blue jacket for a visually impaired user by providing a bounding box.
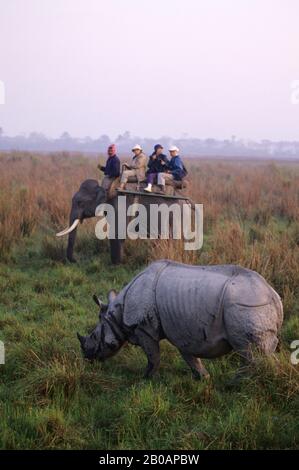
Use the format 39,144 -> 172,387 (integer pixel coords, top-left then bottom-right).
102,155 -> 120,178
167,155 -> 186,180
147,153 -> 169,174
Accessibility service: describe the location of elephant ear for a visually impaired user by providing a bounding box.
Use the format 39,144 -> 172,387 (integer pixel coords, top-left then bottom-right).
95,186 -> 106,205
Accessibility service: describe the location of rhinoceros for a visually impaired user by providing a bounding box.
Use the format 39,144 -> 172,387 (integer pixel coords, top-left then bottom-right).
77,260 -> 283,379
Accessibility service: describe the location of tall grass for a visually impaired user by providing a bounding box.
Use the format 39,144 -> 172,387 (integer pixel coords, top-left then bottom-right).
1,153 -> 298,261
0,152 -> 98,259
0,152 -> 299,449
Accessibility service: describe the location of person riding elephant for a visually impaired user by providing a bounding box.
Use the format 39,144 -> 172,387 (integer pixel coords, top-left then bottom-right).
118,144 -> 147,190
157,145 -> 187,193
98,144 -> 120,196
144,144 -> 168,193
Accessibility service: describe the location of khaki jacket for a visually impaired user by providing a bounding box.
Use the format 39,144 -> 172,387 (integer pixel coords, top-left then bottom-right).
128,152 -> 147,180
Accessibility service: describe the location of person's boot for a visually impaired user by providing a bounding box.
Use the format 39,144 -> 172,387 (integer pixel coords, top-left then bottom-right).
144,183 -> 152,192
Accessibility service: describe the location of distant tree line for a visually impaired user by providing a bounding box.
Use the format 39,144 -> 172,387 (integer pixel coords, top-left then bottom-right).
0,128 -> 299,158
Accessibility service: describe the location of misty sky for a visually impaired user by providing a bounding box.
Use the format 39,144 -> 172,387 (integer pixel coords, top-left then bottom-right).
0,0 -> 298,140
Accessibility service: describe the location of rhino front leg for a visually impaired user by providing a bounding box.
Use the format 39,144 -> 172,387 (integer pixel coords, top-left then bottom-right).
133,329 -> 160,379
180,352 -> 210,380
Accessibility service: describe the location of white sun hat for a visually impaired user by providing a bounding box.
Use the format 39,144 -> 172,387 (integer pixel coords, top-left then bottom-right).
169,145 -> 179,152
132,144 -> 142,151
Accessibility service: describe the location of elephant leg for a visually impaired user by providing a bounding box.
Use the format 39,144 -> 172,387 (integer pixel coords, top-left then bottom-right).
180,352 -> 210,380
109,239 -> 124,264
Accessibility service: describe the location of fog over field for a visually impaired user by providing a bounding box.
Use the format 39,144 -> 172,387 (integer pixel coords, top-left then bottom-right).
0,0 -> 299,144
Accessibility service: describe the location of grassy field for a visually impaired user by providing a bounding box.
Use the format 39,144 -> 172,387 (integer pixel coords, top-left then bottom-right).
0,151 -> 299,449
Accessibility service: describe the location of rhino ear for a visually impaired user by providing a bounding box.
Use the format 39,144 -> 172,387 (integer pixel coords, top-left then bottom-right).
93,294 -> 108,309
92,294 -> 101,306
108,289 -> 117,304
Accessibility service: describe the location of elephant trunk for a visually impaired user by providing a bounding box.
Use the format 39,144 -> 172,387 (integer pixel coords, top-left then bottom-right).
66,225 -> 78,263
66,210 -> 82,263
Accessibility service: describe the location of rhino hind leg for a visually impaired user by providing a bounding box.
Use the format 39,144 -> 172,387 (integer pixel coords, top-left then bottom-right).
180,352 -> 210,380
225,306 -> 279,359
224,302 -> 280,385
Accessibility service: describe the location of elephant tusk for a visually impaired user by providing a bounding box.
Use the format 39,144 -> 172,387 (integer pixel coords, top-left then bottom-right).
56,219 -> 80,237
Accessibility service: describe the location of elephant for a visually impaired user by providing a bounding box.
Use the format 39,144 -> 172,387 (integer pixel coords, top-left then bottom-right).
77,260 -> 283,380
56,179 -> 191,264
